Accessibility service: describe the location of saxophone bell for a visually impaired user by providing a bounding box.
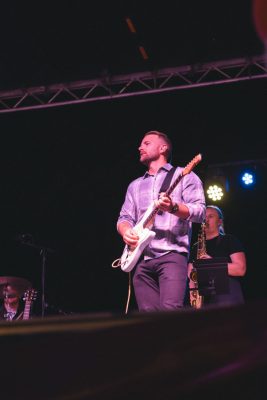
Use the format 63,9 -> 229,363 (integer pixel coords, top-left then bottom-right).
189,268 -> 198,283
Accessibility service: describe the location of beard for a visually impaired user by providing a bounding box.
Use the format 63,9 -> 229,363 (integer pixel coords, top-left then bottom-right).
140,157 -> 149,166
140,151 -> 159,166
139,154 -> 149,166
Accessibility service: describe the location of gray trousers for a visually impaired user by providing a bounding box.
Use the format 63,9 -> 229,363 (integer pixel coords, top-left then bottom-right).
133,251 -> 188,312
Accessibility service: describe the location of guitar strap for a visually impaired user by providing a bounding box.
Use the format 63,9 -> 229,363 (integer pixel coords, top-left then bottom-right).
158,166 -> 176,195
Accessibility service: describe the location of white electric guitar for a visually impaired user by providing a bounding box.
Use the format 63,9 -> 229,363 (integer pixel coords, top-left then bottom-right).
112,154 -> 202,273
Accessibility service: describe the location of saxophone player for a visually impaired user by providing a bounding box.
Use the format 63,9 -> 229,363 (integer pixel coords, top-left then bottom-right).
188,205 -> 247,307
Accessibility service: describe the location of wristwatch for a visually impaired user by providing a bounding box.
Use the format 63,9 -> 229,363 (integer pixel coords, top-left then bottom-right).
170,202 -> 179,214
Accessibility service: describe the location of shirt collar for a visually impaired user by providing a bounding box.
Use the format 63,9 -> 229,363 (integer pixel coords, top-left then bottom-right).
143,163 -> 173,179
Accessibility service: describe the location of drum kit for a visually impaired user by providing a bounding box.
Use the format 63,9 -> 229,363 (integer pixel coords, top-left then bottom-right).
0,234 -> 55,319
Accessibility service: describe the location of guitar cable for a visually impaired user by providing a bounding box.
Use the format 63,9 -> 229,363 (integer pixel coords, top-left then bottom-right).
111,259 -> 131,314
125,272 -> 131,315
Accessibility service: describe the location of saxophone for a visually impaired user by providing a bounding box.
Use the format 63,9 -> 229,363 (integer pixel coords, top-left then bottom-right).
189,222 -> 207,309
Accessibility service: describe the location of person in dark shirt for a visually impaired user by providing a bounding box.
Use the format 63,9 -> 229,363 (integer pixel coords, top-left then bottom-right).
188,205 -> 247,307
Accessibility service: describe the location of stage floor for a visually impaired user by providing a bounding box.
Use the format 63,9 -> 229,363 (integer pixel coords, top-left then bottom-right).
0,300 -> 266,400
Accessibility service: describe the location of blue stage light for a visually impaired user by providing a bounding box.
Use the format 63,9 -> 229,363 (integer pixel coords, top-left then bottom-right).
241,171 -> 255,187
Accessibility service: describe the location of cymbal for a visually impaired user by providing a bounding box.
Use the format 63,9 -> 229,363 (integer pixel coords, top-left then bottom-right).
0,276 -> 32,298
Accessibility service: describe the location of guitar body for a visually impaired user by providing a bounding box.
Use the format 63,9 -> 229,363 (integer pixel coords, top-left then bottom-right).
120,228 -> 156,272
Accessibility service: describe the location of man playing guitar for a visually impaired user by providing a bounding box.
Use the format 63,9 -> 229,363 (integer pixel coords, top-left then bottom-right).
116,130 -> 205,312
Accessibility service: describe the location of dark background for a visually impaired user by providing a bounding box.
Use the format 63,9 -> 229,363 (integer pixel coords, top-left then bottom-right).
0,1 -> 266,315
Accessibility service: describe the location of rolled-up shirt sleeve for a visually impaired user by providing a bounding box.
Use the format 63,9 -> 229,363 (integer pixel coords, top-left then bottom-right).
117,181 -> 137,231
181,172 -> 206,223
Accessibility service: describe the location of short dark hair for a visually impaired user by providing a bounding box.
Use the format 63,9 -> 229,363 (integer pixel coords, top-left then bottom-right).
143,130 -> 172,161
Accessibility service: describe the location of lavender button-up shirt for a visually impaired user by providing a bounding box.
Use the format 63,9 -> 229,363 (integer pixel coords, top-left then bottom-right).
117,163 -> 206,260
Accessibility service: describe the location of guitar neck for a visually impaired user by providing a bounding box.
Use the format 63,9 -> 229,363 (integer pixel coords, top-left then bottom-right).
23,301 -> 32,320
141,153 -> 202,229
143,205 -> 159,228
165,172 -> 183,197
142,171 -> 183,228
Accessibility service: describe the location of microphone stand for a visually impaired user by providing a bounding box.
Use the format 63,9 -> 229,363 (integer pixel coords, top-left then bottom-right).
18,234 -> 54,317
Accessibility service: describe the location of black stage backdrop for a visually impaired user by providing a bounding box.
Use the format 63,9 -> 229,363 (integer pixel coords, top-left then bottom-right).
0,79 -> 266,315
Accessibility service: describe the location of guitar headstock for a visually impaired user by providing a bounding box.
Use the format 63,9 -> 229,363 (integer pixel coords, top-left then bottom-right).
182,153 -> 202,176
23,288 -> 37,303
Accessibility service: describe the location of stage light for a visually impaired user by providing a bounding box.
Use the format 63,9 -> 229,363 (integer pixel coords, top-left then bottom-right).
205,159 -> 266,198
240,171 -> 255,187
204,168 -> 229,202
206,184 -> 224,201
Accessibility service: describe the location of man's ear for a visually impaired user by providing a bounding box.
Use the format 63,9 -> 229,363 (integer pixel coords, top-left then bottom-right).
160,144 -> 167,154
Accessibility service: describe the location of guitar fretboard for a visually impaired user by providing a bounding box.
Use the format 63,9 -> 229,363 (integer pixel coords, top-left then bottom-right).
23,289 -> 37,320
142,171 -> 183,228
143,205 -> 159,228
23,301 -> 31,320
165,172 -> 183,197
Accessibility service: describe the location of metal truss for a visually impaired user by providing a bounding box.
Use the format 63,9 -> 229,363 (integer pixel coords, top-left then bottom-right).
0,54 -> 266,113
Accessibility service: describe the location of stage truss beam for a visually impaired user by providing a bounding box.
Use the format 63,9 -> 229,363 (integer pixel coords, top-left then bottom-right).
0,55 -> 266,113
